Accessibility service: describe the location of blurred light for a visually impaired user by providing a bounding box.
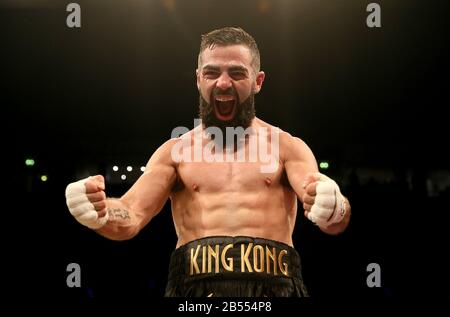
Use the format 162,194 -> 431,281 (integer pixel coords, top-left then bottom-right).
40,175 -> 48,182
162,0 -> 176,12
25,158 -> 35,166
319,161 -> 329,170
112,166 -> 119,172
140,166 -> 145,172
127,166 -> 133,172
121,174 -> 126,180
258,0 -> 271,14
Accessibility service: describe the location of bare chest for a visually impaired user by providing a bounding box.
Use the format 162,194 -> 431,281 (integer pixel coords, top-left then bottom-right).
176,161 -> 284,193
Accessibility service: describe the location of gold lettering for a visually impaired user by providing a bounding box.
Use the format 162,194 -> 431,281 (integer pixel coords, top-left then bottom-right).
208,244 -> 220,273
241,243 -> 253,272
278,249 -> 289,276
221,244 -> 234,271
253,245 -> 264,273
190,245 -> 201,275
266,246 -> 277,275
202,245 -> 206,273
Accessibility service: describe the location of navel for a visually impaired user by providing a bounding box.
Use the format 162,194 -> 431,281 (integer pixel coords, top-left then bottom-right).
265,178 -> 272,186
192,183 -> 199,192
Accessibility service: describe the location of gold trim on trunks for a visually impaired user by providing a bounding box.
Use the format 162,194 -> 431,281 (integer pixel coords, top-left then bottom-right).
189,242 -> 289,276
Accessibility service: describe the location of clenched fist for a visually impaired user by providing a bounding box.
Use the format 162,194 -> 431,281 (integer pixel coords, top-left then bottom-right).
302,172 -> 347,228
65,175 -> 109,229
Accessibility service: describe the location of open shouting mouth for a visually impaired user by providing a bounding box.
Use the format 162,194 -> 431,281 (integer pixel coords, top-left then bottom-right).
213,94 -> 237,121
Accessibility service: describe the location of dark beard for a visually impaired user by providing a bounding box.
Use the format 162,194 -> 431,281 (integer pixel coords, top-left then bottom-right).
198,92 -> 256,132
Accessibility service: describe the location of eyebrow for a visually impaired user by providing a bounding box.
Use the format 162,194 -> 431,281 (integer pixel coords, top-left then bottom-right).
202,65 -> 249,74
228,66 -> 249,74
202,65 -> 220,72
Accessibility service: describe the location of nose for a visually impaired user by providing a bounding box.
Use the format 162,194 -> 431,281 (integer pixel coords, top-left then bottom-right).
216,73 -> 232,91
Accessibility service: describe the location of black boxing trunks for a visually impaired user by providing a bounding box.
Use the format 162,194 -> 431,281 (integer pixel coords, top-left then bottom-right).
164,236 -> 308,297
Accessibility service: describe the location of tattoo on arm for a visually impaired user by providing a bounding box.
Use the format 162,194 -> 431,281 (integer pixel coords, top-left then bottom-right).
107,208 -> 131,220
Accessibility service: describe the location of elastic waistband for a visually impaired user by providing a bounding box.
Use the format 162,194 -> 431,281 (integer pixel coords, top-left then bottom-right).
167,236 -> 302,281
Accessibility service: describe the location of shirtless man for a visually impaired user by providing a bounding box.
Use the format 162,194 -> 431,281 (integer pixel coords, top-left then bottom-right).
65,27 -> 351,297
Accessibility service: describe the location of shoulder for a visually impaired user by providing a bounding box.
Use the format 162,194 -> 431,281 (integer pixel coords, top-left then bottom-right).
253,117 -> 316,165
280,132 -> 318,174
152,125 -> 200,165
280,132 -> 312,159
147,138 -> 181,167
156,138 -> 180,155
159,124 -> 199,152
272,127 -> 316,167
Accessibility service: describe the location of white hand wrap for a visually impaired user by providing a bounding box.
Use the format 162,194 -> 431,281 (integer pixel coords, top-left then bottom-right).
307,174 -> 346,227
65,177 -> 109,229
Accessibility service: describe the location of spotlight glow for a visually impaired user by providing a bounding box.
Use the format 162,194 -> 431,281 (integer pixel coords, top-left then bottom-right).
25,158 -> 35,166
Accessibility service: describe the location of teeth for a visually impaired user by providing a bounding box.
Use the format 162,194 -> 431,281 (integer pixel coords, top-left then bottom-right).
215,95 -> 235,102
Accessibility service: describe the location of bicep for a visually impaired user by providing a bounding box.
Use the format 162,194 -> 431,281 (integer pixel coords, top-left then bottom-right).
120,142 -> 177,225
284,137 -> 318,201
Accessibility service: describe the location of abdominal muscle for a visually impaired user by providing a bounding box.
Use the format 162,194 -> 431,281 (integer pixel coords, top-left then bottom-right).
171,183 -> 298,248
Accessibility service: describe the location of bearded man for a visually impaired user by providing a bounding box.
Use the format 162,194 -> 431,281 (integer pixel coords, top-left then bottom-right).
65,27 -> 351,297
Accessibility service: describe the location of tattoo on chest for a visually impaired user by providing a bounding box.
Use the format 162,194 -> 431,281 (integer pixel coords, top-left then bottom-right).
107,208 -> 131,220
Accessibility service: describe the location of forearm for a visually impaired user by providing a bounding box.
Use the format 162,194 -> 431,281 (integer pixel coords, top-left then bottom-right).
319,198 -> 351,235
95,198 -> 140,241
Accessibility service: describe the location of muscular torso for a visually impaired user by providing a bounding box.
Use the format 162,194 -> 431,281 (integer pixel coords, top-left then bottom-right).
170,119 -> 298,248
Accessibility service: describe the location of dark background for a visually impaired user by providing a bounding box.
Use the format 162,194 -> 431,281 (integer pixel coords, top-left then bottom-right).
3,0 -> 449,305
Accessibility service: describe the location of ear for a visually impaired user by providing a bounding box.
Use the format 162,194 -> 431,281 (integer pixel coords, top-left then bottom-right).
253,71 -> 265,94
196,69 -> 200,91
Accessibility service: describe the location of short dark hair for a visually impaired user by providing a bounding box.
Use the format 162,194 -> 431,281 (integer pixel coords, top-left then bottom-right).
198,27 -> 261,73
